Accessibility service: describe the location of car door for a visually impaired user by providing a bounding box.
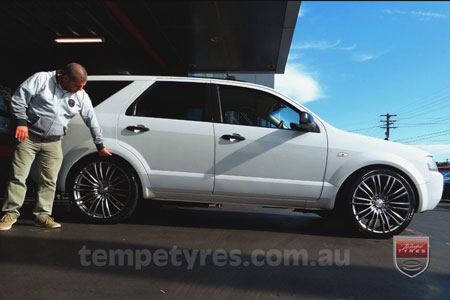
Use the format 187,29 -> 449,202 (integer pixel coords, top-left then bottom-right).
117,80 -> 215,195
212,83 -> 328,202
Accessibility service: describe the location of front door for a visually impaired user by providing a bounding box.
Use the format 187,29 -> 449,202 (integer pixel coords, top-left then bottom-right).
212,84 -> 327,202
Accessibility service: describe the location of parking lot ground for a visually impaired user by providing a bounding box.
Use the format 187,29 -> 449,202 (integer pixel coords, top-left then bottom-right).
0,201 -> 449,300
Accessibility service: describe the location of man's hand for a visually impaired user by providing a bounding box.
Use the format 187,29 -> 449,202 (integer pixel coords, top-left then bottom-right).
98,148 -> 113,157
15,126 -> 28,141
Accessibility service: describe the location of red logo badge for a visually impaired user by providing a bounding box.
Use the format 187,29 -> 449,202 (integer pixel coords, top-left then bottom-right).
393,236 -> 430,278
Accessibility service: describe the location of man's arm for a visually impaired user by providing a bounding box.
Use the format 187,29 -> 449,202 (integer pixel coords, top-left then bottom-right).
11,72 -> 44,141
79,92 -> 112,156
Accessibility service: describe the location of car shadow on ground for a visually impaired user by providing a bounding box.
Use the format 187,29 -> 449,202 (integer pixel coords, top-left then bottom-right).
10,200 -> 362,239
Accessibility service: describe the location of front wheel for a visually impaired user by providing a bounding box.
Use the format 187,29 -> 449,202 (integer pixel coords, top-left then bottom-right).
67,157 -> 140,224
343,169 -> 416,238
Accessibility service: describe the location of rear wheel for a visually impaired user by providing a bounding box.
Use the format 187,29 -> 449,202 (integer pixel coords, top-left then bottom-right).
67,157 -> 140,223
343,169 -> 416,238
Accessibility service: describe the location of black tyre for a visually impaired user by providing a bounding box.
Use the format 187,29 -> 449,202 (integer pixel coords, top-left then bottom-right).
343,168 -> 416,238
67,156 -> 140,224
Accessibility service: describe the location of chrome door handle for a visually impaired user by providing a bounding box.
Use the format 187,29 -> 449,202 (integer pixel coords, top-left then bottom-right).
221,134 -> 245,141
126,125 -> 150,132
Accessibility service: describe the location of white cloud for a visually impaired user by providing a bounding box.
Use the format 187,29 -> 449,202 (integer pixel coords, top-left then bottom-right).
383,9 -> 449,19
337,44 -> 357,50
298,8 -> 305,18
410,11 -> 449,19
353,54 -> 378,62
287,52 -> 303,60
274,64 -> 322,103
292,40 -> 356,51
292,40 -> 341,50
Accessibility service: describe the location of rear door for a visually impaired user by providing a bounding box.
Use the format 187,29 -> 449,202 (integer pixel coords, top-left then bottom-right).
117,80 -> 215,195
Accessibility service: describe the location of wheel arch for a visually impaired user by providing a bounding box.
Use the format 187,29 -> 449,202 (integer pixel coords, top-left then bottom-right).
334,164 -> 420,213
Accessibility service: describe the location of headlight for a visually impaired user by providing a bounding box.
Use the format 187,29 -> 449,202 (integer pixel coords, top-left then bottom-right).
426,156 -> 438,172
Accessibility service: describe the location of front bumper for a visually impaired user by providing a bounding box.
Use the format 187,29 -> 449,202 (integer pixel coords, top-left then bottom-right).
417,171 -> 443,212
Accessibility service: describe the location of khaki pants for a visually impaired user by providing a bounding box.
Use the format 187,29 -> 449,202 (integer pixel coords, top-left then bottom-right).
2,135 -> 63,220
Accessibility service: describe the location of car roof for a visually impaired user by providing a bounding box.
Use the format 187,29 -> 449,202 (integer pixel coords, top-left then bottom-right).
87,75 -> 268,90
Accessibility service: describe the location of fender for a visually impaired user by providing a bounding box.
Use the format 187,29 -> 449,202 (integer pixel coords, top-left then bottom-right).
326,151 -> 426,188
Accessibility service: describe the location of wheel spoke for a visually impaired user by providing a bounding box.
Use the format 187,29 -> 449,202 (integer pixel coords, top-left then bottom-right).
104,164 -> 112,181
365,210 -> 376,228
376,175 -> 382,195
381,211 -> 391,231
93,196 -> 102,215
110,194 -> 126,208
87,195 -> 101,214
390,191 -> 408,201
110,187 -> 130,192
81,194 -> 97,205
106,167 -> 117,181
385,177 -> 397,196
386,209 -> 405,225
353,196 -> 372,202
77,192 -> 96,202
371,177 -> 378,195
388,186 -> 406,198
75,183 -> 96,188
94,163 -> 101,182
110,175 -> 127,185
74,188 -> 97,192
83,169 -> 99,185
371,211 -> 379,231
80,173 -> 98,186
106,196 -> 121,211
389,201 -> 410,206
104,197 -> 112,218
389,206 -> 410,212
382,176 -> 392,194
99,162 -> 104,181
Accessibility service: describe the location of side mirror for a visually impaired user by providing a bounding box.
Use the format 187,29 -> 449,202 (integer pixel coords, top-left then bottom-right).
300,112 -> 314,124
291,112 -> 320,133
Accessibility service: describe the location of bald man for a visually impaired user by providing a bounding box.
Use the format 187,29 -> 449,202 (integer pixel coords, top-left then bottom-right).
0,63 -> 112,230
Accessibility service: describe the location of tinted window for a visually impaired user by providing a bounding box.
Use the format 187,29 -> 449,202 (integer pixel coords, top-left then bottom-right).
127,81 -> 207,122
84,81 -> 132,107
217,85 -> 300,129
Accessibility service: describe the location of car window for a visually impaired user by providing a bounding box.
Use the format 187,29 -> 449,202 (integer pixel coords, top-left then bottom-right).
127,81 -> 207,122
84,81 -> 133,107
216,85 -> 300,129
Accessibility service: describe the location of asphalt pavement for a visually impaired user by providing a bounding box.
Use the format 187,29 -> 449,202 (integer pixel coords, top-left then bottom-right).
0,201 -> 448,300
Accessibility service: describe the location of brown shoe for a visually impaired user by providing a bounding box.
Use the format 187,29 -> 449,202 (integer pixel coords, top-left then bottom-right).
35,216 -> 61,229
0,214 -> 17,231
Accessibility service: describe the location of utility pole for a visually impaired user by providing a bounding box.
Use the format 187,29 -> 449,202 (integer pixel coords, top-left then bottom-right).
380,113 -> 397,140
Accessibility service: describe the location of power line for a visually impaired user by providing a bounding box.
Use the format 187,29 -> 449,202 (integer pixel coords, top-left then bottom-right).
396,129 -> 450,142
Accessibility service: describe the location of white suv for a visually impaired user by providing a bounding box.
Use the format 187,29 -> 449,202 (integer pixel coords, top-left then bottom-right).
56,76 -> 443,238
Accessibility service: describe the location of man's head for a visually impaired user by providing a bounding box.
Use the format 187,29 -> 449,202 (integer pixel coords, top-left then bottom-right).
60,63 -> 88,92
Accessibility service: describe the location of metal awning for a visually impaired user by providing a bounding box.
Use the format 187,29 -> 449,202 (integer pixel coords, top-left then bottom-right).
0,0 -> 300,87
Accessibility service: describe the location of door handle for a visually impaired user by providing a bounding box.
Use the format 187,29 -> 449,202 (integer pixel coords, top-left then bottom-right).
126,125 -> 150,132
221,134 -> 246,141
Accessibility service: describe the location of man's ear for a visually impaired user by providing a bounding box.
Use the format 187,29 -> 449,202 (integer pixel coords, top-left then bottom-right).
62,74 -> 70,82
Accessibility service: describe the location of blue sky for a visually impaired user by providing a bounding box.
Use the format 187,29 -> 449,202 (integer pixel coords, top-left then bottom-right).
275,1 -> 450,162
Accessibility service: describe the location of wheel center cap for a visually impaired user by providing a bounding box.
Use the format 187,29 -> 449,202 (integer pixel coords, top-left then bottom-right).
374,199 -> 384,208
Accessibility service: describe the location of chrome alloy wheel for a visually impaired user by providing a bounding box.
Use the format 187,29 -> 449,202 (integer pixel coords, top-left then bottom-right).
72,161 -> 132,219
351,173 -> 414,234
